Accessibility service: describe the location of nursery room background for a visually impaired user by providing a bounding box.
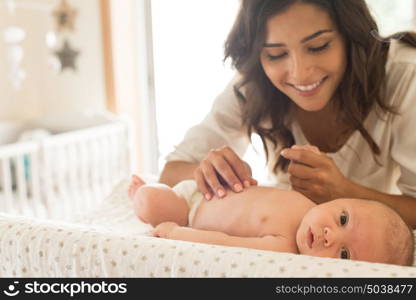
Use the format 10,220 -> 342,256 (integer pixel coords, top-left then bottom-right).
1,0 -> 415,185
0,0 -> 416,278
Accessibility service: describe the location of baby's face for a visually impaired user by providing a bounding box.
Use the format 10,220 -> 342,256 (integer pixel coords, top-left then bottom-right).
296,198 -> 392,263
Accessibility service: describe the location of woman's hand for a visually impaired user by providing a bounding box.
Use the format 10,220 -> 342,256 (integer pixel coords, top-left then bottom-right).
194,146 -> 257,200
280,145 -> 350,203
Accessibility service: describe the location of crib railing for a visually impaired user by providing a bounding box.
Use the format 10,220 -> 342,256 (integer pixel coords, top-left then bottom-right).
0,142 -> 46,218
0,119 -> 133,220
41,121 -> 132,219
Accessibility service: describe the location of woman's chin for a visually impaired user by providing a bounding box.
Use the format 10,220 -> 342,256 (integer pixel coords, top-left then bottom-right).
293,99 -> 330,112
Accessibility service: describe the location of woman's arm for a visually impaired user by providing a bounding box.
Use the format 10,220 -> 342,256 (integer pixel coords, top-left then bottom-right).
159,161 -> 199,187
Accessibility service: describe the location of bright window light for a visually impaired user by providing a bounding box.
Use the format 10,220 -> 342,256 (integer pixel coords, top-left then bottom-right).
151,0 -> 268,182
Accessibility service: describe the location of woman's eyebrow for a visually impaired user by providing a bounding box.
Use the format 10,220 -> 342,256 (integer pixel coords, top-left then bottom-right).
263,29 -> 333,48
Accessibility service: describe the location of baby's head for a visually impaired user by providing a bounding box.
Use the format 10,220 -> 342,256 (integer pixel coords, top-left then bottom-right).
296,198 -> 414,266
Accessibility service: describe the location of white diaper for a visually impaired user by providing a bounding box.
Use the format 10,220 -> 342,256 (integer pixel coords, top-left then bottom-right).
172,180 -> 204,226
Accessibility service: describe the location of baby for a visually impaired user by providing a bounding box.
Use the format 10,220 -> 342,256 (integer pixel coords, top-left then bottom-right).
129,151 -> 414,266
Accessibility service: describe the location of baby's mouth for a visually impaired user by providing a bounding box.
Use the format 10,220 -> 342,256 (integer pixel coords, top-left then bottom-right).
307,227 -> 314,249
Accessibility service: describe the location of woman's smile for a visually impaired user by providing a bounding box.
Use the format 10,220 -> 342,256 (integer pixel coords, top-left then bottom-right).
288,76 -> 328,97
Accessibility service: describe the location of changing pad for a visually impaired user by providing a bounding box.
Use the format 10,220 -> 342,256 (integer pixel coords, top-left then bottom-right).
0,180 -> 415,277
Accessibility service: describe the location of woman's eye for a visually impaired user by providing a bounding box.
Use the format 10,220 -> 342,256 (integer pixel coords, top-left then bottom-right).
267,53 -> 287,61
340,212 -> 348,226
266,42 -> 330,60
309,42 -> 330,53
340,248 -> 350,259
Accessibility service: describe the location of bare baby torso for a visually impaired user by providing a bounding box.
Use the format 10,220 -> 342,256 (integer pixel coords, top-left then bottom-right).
191,186 -> 316,247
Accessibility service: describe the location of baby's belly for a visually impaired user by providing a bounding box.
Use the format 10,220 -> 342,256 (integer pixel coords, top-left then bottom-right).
191,189 -> 287,237
190,186 -> 314,238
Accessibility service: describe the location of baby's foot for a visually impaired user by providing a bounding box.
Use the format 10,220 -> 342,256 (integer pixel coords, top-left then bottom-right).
128,174 -> 146,199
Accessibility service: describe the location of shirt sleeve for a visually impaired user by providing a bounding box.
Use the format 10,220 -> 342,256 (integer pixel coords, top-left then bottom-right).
165,74 -> 250,163
389,61 -> 416,197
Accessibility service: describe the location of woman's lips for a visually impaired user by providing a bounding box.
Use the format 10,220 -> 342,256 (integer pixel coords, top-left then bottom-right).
307,227 -> 314,249
289,76 -> 328,97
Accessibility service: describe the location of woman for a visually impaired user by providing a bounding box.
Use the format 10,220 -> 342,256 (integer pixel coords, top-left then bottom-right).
159,0 -> 416,228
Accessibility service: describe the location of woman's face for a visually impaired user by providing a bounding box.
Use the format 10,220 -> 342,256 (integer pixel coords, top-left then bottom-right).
260,2 -> 347,112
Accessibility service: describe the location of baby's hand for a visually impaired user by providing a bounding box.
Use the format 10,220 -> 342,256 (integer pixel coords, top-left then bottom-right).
152,222 -> 179,239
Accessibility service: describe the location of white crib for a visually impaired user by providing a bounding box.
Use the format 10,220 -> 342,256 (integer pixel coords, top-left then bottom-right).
0,116 -> 133,220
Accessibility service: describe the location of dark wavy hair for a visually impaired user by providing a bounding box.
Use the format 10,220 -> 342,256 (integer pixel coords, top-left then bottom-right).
224,0 -> 416,173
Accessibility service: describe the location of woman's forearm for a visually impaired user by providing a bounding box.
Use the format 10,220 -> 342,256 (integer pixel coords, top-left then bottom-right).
344,180 -> 416,228
158,161 -> 199,187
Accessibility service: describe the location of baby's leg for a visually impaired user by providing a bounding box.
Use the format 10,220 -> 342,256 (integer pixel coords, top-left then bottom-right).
130,175 -> 189,227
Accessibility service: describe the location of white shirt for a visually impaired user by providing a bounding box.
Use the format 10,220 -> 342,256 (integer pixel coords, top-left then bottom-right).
166,40 -> 416,197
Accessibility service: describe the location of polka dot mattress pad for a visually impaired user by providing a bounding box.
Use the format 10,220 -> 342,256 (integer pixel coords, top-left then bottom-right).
0,180 -> 415,277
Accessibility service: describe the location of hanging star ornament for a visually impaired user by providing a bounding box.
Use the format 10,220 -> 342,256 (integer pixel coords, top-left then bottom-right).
52,0 -> 77,32
54,40 -> 80,72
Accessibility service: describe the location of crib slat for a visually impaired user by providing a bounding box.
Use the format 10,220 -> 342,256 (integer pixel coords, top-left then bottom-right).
15,156 -> 28,212
67,143 -> 80,214
100,137 -> 107,188
108,134 -> 117,186
126,122 -> 134,174
57,145 -> 70,219
121,128 -> 130,177
116,133 -> 123,181
42,145 -> 57,218
95,138 -> 103,201
79,140 -> 91,210
29,151 -> 42,217
0,158 -> 13,211
90,138 -> 100,207
101,136 -> 110,189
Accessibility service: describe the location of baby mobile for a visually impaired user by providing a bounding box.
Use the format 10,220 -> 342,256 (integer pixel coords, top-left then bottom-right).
52,0 -> 80,72
3,0 -> 26,89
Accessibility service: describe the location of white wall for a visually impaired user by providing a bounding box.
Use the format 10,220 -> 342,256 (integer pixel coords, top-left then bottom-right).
0,0 -> 107,122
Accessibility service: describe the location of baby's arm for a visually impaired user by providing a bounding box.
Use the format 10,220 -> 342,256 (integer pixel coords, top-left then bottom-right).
153,222 -> 296,253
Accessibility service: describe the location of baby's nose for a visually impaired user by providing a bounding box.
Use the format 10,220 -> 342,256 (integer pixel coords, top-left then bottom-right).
323,227 -> 333,247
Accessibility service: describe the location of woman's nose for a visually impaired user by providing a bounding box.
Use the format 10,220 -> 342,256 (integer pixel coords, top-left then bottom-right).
288,54 -> 313,82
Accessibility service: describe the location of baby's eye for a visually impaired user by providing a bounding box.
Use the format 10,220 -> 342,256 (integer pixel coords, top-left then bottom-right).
340,248 -> 350,259
340,211 -> 348,226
